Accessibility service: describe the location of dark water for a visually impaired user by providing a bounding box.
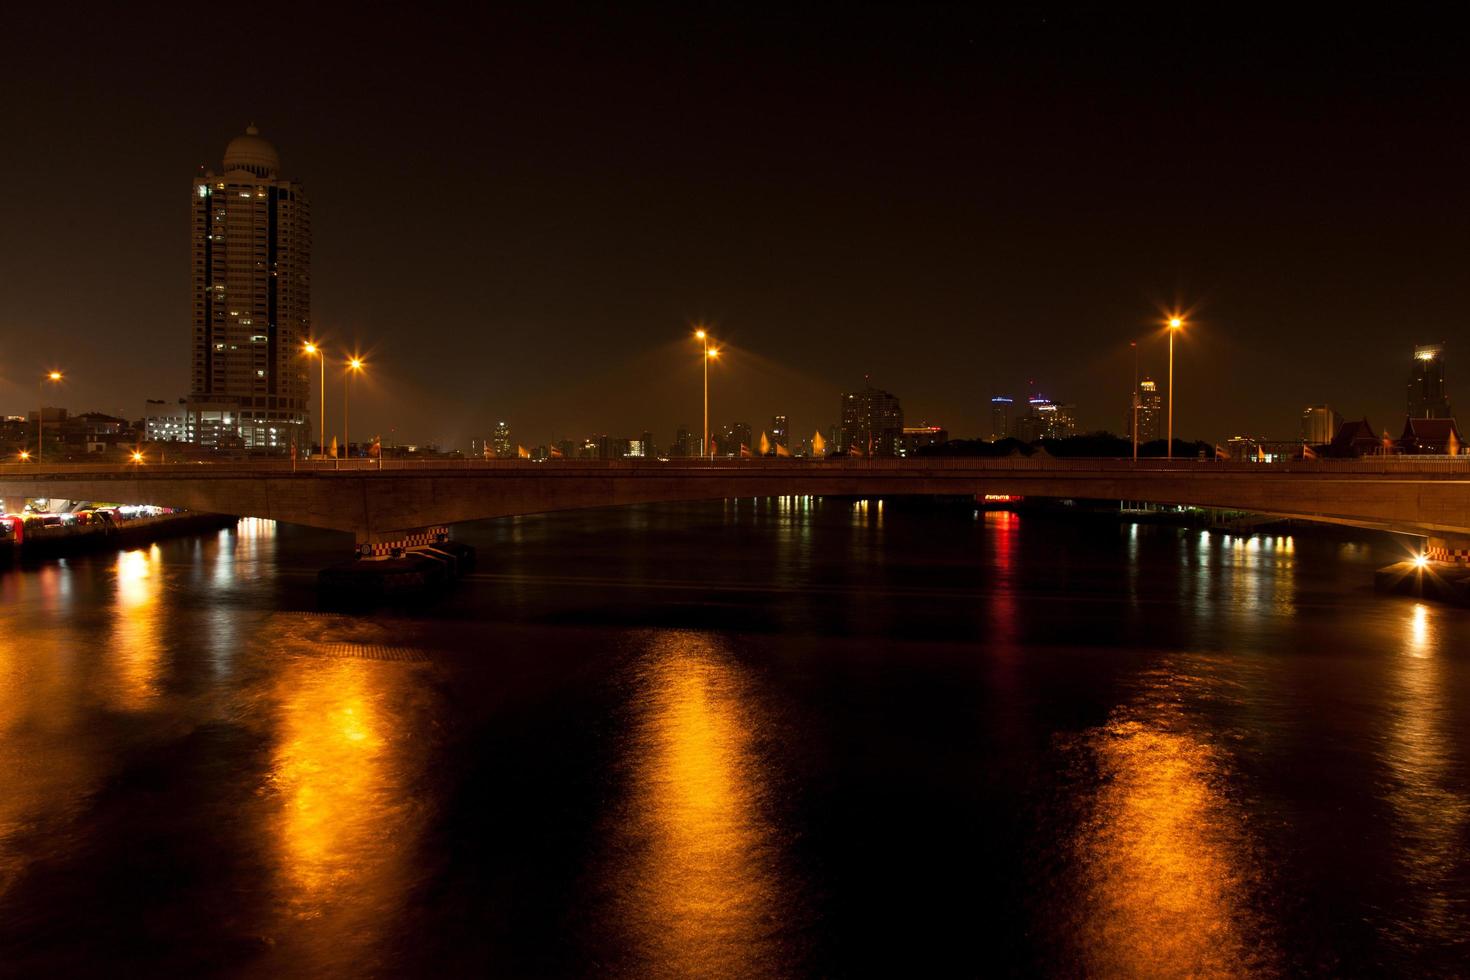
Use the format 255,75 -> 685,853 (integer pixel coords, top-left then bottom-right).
1,499 -> 1468,977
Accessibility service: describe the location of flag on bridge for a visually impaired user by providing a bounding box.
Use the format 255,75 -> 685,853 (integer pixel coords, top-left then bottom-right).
550,445 -> 564,458
1302,442 -> 1318,460
776,442 -> 791,457
850,443 -> 865,457
517,445 -> 530,458
740,443 -> 752,458
1215,444 -> 1229,461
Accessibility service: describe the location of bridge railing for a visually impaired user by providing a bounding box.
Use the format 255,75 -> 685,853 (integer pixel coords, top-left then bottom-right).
3,455 -> 1470,477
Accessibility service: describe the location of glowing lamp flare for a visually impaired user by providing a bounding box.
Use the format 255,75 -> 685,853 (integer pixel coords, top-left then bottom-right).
1168,317 -> 1184,330
1413,553 -> 1430,569
131,451 -> 145,463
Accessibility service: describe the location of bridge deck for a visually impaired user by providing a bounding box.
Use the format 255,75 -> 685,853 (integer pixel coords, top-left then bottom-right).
1,457 -> 1468,542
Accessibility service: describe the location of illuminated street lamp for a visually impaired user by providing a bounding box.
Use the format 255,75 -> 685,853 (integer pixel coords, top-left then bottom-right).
343,356 -> 364,465
303,341 -> 326,460
130,450 -> 145,464
1167,316 -> 1184,458
18,450 -> 31,462
38,370 -> 63,463
695,328 -> 719,459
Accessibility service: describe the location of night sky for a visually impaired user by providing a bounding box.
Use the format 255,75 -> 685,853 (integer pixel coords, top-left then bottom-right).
3,6 -> 1467,449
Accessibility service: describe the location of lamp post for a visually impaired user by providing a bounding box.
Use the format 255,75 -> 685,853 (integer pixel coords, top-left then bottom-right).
1130,340 -> 1139,463
695,329 -> 720,459
303,342 -> 326,460
343,356 -> 363,466
1167,316 -> 1183,458
38,370 -> 62,462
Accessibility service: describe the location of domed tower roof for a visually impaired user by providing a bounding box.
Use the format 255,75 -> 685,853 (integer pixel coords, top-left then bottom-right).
222,124 -> 280,178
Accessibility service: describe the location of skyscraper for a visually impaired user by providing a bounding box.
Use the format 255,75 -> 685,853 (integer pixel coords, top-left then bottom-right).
1014,395 -> 1077,442
989,396 -> 1014,441
1300,404 -> 1342,444
189,125 -> 310,449
1126,378 -> 1161,443
771,415 -> 790,450
1408,343 -> 1450,419
839,382 -> 904,455
492,420 -> 511,457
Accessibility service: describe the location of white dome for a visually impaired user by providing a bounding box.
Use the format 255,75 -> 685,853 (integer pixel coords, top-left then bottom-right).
222,125 -> 280,177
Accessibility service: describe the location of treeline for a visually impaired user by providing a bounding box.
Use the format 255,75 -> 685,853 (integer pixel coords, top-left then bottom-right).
915,435 -> 1215,458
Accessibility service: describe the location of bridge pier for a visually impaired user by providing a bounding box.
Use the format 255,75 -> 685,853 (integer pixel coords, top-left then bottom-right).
319,525 -> 476,604
1425,536 -> 1470,563
1375,535 -> 1470,605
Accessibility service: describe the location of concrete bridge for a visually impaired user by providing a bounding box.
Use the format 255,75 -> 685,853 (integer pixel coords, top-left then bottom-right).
3,456 -> 1470,557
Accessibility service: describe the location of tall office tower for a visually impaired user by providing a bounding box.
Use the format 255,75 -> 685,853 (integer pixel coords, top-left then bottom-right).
839,382 -> 905,455
1126,378 -> 1162,442
1300,404 -> 1342,444
771,414 -> 790,449
1014,394 -> 1077,442
189,125 -> 310,449
672,426 -> 693,457
640,430 -> 656,458
989,396 -> 1014,441
720,422 -> 752,455
1408,344 -> 1450,419
492,420 -> 511,457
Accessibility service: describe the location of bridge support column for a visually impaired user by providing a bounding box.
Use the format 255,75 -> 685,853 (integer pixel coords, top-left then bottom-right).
320,526 -> 475,605
1426,536 -> 1470,563
355,525 -> 451,560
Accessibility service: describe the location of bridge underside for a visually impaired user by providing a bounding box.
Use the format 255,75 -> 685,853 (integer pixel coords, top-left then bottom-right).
2,463 -> 1468,546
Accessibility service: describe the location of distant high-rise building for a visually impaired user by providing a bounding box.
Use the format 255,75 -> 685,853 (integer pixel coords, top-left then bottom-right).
640,430 -> 656,458
1408,343 -> 1450,419
771,415 -> 790,449
901,425 -> 948,455
1015,395 -> 1077,442
1300,404 -> 1342,444
1126,378 -> 1161,443
492,420 -> 511,457
189,125 -> 310,449
671,426 -> 694,457
720,422 -> 752,456
989,396 -> 1014,441
839,382 -> 904,455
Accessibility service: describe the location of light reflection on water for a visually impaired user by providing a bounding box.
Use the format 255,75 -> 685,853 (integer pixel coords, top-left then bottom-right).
1381,602 -> 1470,951
1063,657 -> 1278,977
261,631 -> 431,965
1,509 -> 1469,974
610,631 -> 790,978
109,546 -> 164,709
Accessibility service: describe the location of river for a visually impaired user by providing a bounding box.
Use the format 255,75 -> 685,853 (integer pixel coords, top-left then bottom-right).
0,498 -> 1467,976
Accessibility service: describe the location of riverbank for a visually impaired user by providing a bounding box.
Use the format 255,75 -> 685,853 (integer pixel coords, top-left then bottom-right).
0,511 -> 236,560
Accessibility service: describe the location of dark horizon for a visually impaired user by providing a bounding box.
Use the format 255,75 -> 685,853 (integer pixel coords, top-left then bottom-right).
3,6 -> 1467,449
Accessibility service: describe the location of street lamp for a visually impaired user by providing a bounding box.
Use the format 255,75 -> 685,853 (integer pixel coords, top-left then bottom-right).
38,370 -> 63,463
1167,316 -> 1184,458
695,328 -> 717,459
1130,340 -> 1139,462
343,356 -> 364,465
303,341 -> 326,460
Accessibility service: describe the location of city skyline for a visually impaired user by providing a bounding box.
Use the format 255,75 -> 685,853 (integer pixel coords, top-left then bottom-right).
3,9 -> 1467,449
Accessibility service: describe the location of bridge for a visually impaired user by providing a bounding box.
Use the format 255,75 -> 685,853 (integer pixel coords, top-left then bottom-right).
2,456 -> 1469,559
